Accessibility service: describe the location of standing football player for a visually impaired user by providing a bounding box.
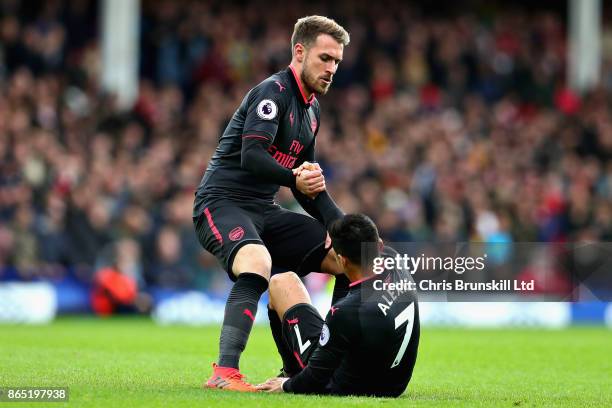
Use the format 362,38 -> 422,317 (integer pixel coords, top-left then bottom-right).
193,16 -> 350,391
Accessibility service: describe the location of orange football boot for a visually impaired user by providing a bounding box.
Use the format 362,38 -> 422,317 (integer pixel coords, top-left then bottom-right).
204,363 -> 258,392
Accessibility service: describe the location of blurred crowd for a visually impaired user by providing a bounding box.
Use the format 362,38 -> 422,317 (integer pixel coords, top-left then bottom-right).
1,0 -> 612,292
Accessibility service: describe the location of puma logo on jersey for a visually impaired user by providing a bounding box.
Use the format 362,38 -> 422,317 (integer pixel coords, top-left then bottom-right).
275,81 -> 286,92
243,308 -> 255,321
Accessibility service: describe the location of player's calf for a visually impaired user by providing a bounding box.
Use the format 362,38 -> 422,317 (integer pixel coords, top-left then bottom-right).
217,244 -> 272,370
206,243 -> 272,392
268,273 -> 313,376
267,272 -> 324,376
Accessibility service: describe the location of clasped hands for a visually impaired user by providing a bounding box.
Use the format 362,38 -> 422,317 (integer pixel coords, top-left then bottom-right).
294,161 -> 326,199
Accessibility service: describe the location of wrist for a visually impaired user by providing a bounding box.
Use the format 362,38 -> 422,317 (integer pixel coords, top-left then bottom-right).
281,378 -> 290,393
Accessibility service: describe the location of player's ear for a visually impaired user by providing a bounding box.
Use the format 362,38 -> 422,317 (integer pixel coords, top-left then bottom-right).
294,43 -> 305,63
334,252 -> 343,269
338,254 -> 348,270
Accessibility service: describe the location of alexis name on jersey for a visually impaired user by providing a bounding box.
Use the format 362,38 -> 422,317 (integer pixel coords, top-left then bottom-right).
376,274 -> 413,317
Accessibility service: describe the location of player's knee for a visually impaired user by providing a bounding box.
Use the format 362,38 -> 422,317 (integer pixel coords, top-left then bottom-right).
232,244 -> 272,279
269,272 -> 310,314
269,272 -> 301,295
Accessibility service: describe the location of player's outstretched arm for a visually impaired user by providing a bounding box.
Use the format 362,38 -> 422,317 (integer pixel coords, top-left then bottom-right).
291,159 -> 344,228
240,80 -> 299,187
241,137 -> 297,187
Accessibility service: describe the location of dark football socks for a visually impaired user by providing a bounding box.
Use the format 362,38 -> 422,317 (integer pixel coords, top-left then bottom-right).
218,272 -> 268,369
268,305 -> 301,376
331,273 -> 351,304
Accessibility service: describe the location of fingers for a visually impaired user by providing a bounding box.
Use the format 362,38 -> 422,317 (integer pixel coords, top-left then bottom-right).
293,162 -> 322,176
300,161 -> 319,171
255,378 -> 283,392
255,378 -> 274,390
301,173 -> 326,193
296,170 -> 323,187
308,162 -> 322,171
299,169 -> 323,182
308,180 -> 326,192
295,169 -> 326,198
292,164 -> 306,175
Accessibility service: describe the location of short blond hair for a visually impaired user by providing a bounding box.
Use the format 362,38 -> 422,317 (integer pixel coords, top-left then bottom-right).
291,15 -> 350,53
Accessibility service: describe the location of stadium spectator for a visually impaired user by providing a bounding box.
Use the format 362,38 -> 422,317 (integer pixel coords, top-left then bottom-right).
0,0 -> 611,293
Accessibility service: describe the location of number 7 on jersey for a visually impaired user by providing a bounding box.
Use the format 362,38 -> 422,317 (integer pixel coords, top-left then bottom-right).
391,303 -> 415,368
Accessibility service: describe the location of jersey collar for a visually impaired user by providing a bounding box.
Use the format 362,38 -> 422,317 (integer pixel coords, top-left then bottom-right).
287,65 -> 315,108
349,273 -> 378,289
349,267 -> 394,291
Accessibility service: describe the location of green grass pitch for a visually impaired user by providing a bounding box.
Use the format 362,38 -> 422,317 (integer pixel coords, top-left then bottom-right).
0,317 -> 611,407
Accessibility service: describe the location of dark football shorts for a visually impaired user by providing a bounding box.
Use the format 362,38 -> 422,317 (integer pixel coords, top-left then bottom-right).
281,303 -> 325,372
193,197 -> 330,281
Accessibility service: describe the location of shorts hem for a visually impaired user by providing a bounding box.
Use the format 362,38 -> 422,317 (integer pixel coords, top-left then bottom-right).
282,302 -> 321,321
